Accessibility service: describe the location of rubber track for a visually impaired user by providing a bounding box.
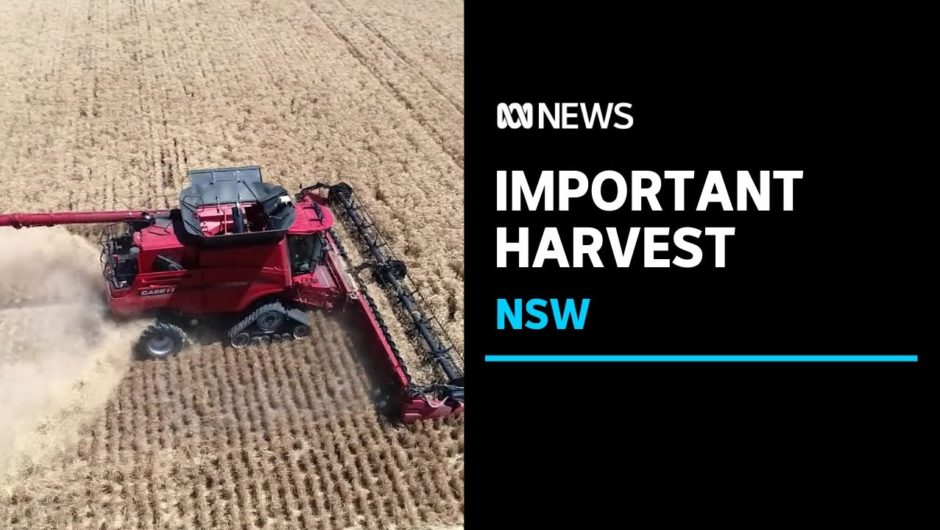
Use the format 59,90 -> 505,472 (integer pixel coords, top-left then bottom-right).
227,301 -> 288,339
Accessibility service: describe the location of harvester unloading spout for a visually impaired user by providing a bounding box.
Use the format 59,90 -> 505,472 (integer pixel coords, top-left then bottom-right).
0,210 -> 157,229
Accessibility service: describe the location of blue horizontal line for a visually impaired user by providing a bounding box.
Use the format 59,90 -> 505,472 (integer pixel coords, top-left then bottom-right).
485,355 -> 918,363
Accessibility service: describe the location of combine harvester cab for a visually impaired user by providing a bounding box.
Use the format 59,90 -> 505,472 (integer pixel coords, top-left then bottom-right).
299,183 -> 465,423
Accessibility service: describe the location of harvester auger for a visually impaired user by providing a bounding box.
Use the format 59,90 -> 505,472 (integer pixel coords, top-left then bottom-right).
0,166 -> 464,423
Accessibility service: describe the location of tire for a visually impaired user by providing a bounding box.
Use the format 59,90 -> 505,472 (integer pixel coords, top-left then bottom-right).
292,324 -> 311,339
231,332 -> 251,348
256,309 -> 285,333
137,322 -> 187,360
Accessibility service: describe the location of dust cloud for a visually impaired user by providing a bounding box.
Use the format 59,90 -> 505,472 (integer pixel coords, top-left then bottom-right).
0,227 -> 144,486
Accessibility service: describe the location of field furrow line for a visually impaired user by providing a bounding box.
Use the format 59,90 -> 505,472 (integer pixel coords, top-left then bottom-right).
339,1 -> 463,115
302,0 -> 463,168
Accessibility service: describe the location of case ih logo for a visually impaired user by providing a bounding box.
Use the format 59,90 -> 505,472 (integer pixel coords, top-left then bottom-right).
140,287 -> 176,296
496,102 -> 633,130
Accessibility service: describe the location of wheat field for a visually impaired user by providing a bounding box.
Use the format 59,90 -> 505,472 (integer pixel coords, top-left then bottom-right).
0,0 -> 464,528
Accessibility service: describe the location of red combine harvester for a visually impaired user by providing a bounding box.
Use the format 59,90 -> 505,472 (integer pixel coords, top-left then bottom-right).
0,166 -> 463,423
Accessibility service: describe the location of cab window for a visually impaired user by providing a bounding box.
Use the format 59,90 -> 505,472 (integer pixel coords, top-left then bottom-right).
288,235 -> 323,274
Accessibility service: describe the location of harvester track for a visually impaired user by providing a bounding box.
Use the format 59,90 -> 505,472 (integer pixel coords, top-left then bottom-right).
226,301 -> 312,346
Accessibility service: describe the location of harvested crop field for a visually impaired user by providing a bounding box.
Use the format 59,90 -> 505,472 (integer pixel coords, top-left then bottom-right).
0,0 -> 464,528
